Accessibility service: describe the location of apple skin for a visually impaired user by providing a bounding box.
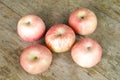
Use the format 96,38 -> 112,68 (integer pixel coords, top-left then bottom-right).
69,8 -> 97,35
20,44 -> 52,74
17,14 -> 46,42
45,24 -> 75,53
71,38 -> 102,68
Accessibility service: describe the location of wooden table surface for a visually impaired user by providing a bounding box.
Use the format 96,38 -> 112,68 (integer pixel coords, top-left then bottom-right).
0,0 -> 120,80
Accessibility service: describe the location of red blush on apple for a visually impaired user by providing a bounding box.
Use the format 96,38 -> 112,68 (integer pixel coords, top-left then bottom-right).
20,44 -> 52,74
69,8 -> 97,35
45,24 -> 75,53
17,15 -> 46,42
71,38 -> 102,68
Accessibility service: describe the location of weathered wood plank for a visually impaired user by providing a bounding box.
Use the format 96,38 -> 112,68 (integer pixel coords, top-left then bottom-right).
90,0 -> 120,22
0,0 -> 120,80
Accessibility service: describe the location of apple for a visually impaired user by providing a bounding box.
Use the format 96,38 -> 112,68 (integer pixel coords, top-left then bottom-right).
69,8 -> 97,35
17,14 -> 46,42
45,24 -> 75,53
20,44 -> 52,74
71,38 -> 102,68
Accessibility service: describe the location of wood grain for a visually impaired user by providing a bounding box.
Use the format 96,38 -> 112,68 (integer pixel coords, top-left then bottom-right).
0,0 -> 120,80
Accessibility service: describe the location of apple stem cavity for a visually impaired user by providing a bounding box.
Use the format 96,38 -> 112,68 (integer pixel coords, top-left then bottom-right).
80,16 -> 84,19
77,11 -> 86,19
26,21 -> 31,25
57,33 -> 62,37
56,28 -> 65,37
87,46 -> 91,51
30,55 -> 39,61
33,56 -> 38,60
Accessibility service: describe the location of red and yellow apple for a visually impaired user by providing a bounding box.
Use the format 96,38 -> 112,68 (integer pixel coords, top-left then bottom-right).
71,38 -> 102,68
17,14 -> 46,42
69,8 -> 97,35
20,44 -> 52,74
45,24 -> 75,53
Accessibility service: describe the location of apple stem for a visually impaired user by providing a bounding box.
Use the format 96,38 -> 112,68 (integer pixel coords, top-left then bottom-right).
87,46 -> 91,51
26,21 -> 31,25
33,56 -> 38,60
81,16 -> 84,19
57,34 -> 62,37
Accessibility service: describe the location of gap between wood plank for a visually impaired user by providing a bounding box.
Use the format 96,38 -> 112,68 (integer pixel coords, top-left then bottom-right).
92,6 -> 120,23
